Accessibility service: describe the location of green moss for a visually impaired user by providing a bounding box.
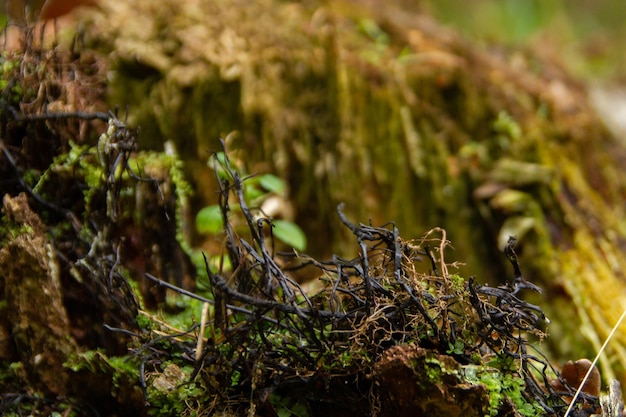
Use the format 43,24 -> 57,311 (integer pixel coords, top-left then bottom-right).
424,357 -> 443,383
448,273 -> 467,293
157,297 -> 206,331
0,361 -> 23,394
64,350 -> 117,374
423,356 -> 459,383
144,363 -> 208,416
463,363 -> 546,417
0,53 -> 23,102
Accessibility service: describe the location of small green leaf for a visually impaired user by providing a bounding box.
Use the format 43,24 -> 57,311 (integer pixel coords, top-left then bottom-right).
196,205 -> 224,234
259,174 -> 285,194
272,220 -> 306,251
244,186 -> 265,203
208,152 -> 230,179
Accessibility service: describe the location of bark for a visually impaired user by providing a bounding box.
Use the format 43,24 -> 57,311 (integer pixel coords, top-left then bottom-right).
0,193 -> 76,396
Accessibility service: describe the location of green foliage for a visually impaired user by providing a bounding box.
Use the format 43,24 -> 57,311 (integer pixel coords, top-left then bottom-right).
271,220 -> 307,252
424,357 -> 443,383
424,356 -> 459,383
145,363 -> 207,417
446,339 -> 465,355
33,141 -> 102,217
195,204 -> 224,234
0,52 -> 24,103
477,370 -> 503,416
196,151 -> 307,251
136,311 -> 155,330
426,0 -> 559,43
64,350 -> 138,378
0,361 -> 22,394
448,273 -> 466,293
258,173 -> 285,194
463,363 -> 546,417
157,298 -> 206,331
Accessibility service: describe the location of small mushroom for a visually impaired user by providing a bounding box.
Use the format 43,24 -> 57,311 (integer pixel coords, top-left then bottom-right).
552,358 -> 601,397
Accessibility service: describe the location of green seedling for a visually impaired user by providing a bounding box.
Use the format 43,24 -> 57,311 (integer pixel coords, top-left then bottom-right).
196,151 -> 306,252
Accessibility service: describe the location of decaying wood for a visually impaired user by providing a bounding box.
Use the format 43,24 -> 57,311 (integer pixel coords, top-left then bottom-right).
0,193 -> 76,395
79,0 -> 626,380
3,0 -> 626,415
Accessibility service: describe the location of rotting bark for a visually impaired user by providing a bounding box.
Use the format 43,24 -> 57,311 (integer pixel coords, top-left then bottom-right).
0,39 -> 191,414
373,345 -> 491,417
0,193 -> 76,396
0,193 -> 145,414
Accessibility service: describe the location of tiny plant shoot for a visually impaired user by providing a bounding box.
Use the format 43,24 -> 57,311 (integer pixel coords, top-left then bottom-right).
196,151 -> 307,252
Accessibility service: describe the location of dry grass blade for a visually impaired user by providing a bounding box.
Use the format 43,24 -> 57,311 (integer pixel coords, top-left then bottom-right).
563,308 -> 626,417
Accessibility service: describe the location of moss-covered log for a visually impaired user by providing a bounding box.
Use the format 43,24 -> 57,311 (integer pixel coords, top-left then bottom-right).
3,0 -> 626,414
79,0 -> 626,381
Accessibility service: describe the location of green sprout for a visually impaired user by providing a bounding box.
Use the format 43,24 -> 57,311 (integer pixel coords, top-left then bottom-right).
196,151 -> 307,252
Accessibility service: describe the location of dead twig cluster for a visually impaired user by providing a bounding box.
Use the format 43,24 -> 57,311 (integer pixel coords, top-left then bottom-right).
141,142 -> 573,416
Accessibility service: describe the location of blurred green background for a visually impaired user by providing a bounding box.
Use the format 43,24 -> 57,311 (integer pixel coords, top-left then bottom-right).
422,0 -> 626,81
